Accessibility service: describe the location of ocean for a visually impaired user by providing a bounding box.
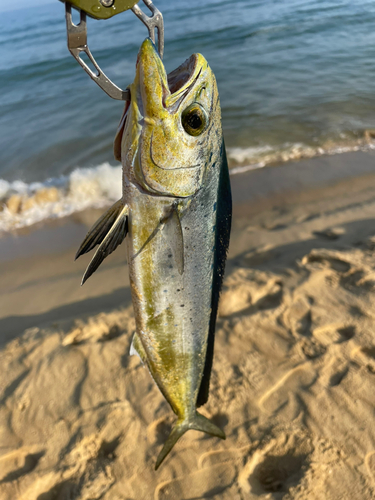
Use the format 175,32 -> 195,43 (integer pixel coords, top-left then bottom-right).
1,0 -> 375,232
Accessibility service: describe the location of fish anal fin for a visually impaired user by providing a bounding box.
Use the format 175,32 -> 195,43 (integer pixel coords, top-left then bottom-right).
81,202 -> 129,285
162,205 -> 184,275
130,332 -> 147,365
155,412 -> 225,470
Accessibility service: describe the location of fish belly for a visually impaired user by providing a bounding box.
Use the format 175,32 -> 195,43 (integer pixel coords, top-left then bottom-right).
125,180 -> 218,419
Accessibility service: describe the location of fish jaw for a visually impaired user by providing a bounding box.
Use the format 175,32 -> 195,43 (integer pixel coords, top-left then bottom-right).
136,38 -> 169,121
128,38 -> 222,198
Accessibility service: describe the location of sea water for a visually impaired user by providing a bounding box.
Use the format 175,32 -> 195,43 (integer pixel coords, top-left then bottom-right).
1,0 -> 375,231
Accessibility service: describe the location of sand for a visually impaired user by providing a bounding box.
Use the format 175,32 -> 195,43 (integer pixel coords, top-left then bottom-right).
1,151 -> 375,499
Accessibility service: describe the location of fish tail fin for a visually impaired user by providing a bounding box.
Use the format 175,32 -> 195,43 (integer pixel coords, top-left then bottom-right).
155,412 -> 226,470
75,199 -> 129,285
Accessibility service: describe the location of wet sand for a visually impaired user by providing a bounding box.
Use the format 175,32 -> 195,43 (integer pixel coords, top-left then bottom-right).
1,151 -> 375,499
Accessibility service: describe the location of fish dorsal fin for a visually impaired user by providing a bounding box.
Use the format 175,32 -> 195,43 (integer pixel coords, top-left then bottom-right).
197,147 -> 232,407
76,201 -> 129,285
161,205 -> 184,275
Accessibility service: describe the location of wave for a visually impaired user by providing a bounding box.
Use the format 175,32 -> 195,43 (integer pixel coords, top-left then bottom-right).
1,133 -> 375,234
0,163 -> 122,234
227,133 -> 375,175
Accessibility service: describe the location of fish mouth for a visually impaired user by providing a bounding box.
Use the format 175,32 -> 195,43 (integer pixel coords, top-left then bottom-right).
137,38 -> 201,113
167,54 -> 198,95
166,54 -> 199,109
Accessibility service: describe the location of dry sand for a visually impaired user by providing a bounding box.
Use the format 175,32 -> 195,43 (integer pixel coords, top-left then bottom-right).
1,151 -> 375,499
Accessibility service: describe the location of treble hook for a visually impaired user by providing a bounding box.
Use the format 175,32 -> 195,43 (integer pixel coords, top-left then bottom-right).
64,0 -> 164,100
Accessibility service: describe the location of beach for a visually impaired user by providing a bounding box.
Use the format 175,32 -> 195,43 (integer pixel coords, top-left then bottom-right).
1,151 -> 375,499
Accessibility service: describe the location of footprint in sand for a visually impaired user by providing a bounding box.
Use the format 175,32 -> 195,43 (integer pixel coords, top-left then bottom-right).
249,452 -> 306,493
303,249 -> 375,294
351,346 -> 375,374
238,432 -> 312,496
37,480 -> 80,500
319,355 -> 350,388
284,296 -> 312,337
0,448 -> 45,484
313,324 -> 356,346
302,249 -> 352,273
36,466 -> 115,500
328,366 -> 349,387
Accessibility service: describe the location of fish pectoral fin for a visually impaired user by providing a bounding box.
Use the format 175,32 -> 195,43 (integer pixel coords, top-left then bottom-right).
75,199 -> 126,260
155,412 -> 225,470
130,332 -> 147,364
161,205 -> 184,275
79,201 -> 129,285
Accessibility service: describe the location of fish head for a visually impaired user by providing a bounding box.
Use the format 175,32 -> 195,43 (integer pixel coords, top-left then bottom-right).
117,38 -> 223,198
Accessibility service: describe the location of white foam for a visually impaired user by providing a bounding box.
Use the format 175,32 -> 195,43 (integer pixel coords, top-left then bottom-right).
227,145 -> 274,164
1,138 -> 374,234
0,163 -> 122,234
227,138 -> 375,176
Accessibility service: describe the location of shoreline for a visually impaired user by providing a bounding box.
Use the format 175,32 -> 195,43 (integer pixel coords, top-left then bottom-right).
2,146 -> 375,236
2,147 -> 375,243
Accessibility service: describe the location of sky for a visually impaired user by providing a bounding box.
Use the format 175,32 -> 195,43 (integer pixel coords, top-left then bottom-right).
0,0 -> 53,13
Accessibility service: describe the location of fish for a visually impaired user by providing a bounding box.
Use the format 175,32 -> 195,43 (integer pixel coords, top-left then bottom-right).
75,38 -> 232,469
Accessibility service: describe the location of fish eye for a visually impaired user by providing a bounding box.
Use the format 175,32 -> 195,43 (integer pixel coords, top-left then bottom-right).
181,103 -> 208,136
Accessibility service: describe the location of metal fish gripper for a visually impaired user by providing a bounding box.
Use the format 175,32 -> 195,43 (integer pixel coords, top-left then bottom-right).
61,0 -> 164,100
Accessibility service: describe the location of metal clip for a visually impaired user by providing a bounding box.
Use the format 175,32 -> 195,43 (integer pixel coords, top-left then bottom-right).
64,0 -> 164,101
132,0 -> 164,59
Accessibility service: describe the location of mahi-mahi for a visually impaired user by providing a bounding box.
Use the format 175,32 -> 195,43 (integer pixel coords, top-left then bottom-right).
76,38 -> 232,469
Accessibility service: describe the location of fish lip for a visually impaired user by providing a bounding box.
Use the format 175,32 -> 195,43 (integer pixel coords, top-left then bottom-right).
150,131 -> 200,171
139,39 -> 201,111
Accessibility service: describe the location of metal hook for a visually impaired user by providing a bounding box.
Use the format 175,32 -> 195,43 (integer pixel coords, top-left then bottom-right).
64,0 -> 164,101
